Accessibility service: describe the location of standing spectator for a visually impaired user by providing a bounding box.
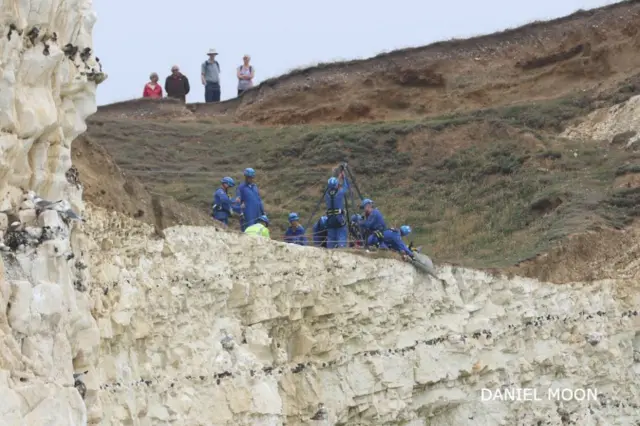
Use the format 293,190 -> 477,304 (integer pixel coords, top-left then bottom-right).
164,65 -> 190,102
237,54 -> 254,96
142,72 -> 163,99
201,49 -> 221,103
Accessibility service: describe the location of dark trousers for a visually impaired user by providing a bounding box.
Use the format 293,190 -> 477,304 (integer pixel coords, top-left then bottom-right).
205,82 -> 221,103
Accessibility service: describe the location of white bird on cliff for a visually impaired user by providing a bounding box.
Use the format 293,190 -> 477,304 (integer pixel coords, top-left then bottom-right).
26,192 -> 84,222
73,371 -> 87,399
220,329 -> 235,351
54,200 -> 84,222
25,191 -> 62,212
310,402 -> 328,421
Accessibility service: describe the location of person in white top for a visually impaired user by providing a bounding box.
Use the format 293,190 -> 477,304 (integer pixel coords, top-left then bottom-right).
237,54 -> 255,96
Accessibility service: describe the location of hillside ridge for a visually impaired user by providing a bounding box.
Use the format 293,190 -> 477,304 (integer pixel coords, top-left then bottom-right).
248,0 -> 637,90
96,0 -> 640,124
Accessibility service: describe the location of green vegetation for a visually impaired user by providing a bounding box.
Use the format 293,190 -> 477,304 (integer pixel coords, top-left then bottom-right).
86,92 -> 640,268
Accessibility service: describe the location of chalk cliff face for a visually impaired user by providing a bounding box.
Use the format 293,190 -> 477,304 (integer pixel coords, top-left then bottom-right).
0,0 -> 105,424
86,206 -> 640,426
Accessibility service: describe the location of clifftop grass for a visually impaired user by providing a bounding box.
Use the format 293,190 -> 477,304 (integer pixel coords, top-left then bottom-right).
84,95 -> 638,268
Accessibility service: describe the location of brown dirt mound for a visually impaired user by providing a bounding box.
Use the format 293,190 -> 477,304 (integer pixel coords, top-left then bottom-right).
222,1 -> 640,125
386,67 -> 446,88
516,43 -> 588,70
506,224 -> 640,283
94,97 -> 193,121
72,134 -> 215,230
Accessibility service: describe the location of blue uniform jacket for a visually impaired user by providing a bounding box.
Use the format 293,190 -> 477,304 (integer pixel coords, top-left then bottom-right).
284,225 -> 307,246
236,182 -> 264,228
212,188 -> 234,221
312,220 -> 328,246
380,229 -> 414,257
360,208 -> 386,233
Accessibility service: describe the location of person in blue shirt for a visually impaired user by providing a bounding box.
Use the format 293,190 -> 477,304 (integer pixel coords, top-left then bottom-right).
359,198 -> 387,246
235,167 -> 265,231
284,212 -> 307,246
369,225 -> 415,260
312,216 -> 328,248
324,171 -> 349,248
211,177 -> 236,225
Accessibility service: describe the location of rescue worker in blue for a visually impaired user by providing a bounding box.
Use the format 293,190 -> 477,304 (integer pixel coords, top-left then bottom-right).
235,167 -> 265,231
284,212 -> 307,246
369,225 -> 415,261
312,216 -> 328,248
324,171 -> 349,248
211,177 -> 236,225
359,198 -> 387,246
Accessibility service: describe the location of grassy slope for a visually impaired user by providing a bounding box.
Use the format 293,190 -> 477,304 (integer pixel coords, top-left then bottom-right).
86,76 -> 640,268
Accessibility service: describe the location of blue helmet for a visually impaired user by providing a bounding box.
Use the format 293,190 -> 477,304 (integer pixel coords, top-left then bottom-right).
327,177 -> 339,188
257,215 -> 269,225
244,168 -> 256,177
400,225 -> 412,236
360,198 -> 373,209
221,176 -> 235,187
351,214 -> 361,223
288,212 -> 300,222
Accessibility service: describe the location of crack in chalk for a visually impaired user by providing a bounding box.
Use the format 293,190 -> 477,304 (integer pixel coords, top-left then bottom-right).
96,307 -> 633,394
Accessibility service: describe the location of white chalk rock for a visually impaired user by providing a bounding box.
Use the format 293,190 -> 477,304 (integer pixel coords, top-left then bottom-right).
38,210 -> 65,229
20,200 -> 35,210
8,280 -> 36,334
0,213 -> 8,230
18,209 -> 37,226
31,282 -> 64,326
74,206 -> 640,425
0,0 -> 105,424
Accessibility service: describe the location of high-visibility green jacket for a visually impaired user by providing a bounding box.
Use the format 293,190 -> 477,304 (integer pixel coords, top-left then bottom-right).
245,223 -> 270,238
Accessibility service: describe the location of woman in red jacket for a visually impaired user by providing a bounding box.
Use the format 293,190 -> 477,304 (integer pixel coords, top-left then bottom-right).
142,72 -> 163,99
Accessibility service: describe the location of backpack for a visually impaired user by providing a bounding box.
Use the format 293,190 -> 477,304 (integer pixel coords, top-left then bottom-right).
203,60 -> 220,72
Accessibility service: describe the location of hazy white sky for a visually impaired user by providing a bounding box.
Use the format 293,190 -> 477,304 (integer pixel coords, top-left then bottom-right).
93,0 -> 619,105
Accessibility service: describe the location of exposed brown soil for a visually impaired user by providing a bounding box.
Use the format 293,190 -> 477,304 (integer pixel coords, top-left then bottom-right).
507,224 -> 640,283
72,134 -> 215,231
190,0 -> 640,125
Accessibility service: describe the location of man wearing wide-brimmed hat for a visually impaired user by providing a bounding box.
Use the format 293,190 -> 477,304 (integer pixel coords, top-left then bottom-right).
201,48 -> 221,102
